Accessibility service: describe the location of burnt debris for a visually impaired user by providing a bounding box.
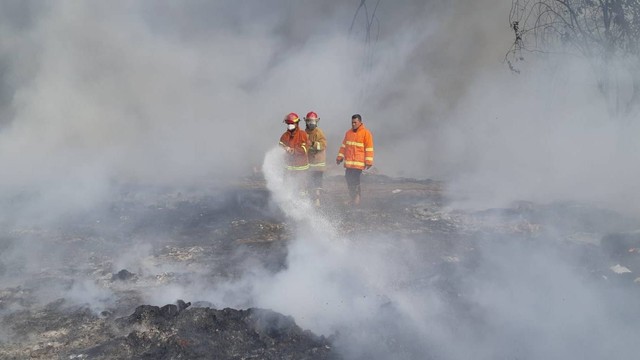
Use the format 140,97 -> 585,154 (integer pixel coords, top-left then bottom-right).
87,303 -> 338,360
111,269 -> 135,282
2,178 -> 640,359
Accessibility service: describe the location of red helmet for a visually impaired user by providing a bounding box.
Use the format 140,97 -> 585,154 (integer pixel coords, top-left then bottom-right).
283,112 -> 300,124
304,111 -> 319,121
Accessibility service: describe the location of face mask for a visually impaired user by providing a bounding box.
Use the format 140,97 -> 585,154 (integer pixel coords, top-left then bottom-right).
287,124 -> 296,131
306,123 -> 316,130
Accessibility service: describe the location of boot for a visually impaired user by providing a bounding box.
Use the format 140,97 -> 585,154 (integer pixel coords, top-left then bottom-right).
346,185 -> 356,206
353,185 -> 361,206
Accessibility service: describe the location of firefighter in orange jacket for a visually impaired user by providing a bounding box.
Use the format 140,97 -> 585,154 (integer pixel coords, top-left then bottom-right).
304,111 -> 327,206
279,113 -> 310,189
336,114 -> 374,206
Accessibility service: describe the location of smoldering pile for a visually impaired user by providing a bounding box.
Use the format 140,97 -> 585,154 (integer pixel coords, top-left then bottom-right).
1,298 -> 336,360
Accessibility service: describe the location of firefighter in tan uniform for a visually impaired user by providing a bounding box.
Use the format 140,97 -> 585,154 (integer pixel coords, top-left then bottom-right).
336,114 -> 374,206
304,111 -> 327,206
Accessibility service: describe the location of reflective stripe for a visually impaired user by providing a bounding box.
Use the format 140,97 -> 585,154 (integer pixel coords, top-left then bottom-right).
337,153 -> 344,158
340,144 -> 345,148
310,162 -> 326,167
279,142 -> 286,146
346,141 -> 364,147
365,157 -> 373,161
287,164 -> 309,171
302,146 -> 307,153
365,148 -> 374,151
345,160 -> 365,166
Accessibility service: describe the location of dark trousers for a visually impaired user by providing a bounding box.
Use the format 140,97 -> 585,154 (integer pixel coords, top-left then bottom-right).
345,168 -> 362,200
309,171 -> 323,190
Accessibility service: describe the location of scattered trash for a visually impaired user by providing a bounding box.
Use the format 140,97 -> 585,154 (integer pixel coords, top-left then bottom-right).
609,264 -> 632,274
442,256 -> 460,263
68,354 -> 87,359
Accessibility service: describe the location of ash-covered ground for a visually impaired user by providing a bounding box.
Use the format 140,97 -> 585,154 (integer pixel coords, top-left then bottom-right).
1,168 -> 640,359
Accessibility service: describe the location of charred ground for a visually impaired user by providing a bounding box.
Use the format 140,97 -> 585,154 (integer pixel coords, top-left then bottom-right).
1,174 -> 639,359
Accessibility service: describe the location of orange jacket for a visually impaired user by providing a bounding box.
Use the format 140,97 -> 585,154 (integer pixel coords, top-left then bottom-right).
305,127 -> 327,171
336,124 -> 374,170
279,128 -> 310,171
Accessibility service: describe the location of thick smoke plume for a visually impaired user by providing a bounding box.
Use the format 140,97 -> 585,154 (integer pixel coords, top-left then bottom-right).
226,148 -> 638,359
2,1 -> 637,214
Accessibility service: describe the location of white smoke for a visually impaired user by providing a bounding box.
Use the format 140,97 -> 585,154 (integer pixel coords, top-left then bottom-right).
258,148 -> 408,334
241,143 -> 640,360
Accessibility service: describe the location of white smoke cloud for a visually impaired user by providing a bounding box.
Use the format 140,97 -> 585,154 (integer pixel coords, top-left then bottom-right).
0,1 -> 364,224
204,144 -> 639,360
0,0 -> 636,215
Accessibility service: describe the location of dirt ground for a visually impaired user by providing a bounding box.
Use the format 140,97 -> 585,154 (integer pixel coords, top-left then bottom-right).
1,173 -> 639,359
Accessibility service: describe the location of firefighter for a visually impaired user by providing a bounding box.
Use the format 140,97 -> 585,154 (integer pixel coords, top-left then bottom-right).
336,114 -> 374,206
279,112 -> 310,192
304,111 -> 327,206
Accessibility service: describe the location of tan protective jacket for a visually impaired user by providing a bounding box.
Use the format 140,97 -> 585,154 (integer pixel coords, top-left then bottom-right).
305,127 -> 327,171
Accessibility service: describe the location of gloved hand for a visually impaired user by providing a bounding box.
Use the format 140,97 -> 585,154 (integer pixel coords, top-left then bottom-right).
365,165 -> 372,170
336,157 -> 343,165
285,147 -> 294,154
